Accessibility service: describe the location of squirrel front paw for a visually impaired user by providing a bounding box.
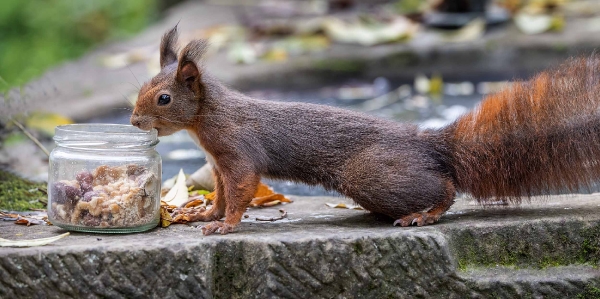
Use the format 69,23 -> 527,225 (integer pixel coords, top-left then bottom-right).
201,221 -> 236,235
172,206 -> 224,222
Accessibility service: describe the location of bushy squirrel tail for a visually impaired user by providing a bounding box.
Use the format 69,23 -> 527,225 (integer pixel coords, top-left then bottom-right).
444,55 -> 600,202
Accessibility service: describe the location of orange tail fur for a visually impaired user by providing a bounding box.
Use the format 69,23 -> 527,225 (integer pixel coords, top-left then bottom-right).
445,55 -> 600,202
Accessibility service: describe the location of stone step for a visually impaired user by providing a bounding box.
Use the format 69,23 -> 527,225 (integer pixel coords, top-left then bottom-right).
1,194 -> 600,298
461,266 -> 600,298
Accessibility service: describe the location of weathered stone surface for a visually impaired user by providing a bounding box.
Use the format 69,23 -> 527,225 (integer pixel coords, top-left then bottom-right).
462,266 -> 600,298
1,194 -> 600,298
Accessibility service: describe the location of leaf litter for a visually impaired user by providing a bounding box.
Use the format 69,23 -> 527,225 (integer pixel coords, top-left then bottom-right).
159,169 -> 292,227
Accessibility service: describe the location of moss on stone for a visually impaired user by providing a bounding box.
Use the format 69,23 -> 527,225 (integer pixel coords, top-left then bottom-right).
577,283 -> 600,299
353,242 -> 363,255
449,221 -> 600,271
577,223 -> 600,265
0,169 -> 47,211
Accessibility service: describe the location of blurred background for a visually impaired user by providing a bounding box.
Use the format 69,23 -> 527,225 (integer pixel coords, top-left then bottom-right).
2,0 -> 600,202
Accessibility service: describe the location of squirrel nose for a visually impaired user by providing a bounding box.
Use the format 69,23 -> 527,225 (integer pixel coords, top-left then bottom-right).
130,114 -> 141,127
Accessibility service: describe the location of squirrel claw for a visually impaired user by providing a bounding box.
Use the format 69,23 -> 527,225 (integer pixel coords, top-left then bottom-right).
201,221 -> 235,236
394,212 -> 440,227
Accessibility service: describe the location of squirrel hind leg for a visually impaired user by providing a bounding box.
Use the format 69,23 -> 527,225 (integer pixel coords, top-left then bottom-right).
394,180 -> 456,227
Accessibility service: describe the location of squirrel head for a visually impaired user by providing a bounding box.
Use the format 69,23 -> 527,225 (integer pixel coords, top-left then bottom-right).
131,26 -> 208,136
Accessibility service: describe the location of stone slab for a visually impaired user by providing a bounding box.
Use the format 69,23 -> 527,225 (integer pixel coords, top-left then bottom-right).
1,194 -> 600,298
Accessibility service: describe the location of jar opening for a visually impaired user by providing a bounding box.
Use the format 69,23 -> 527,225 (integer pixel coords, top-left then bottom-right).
54,124 -> 158,150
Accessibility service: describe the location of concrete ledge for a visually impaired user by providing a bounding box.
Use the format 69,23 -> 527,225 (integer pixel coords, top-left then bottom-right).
1,194 -> 600,298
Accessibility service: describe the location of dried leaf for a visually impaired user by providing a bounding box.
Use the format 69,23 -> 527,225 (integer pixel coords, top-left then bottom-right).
442,18 -> 485,42
204,192 -> 216,202
0,232 -> 69,247
184,199 -> 205,208
514,13 -> 552,35
323,16 -> 418,46
251,195 -> 284,207
159,205 -> 173,228
160,201 -> 178,212
250,183 -> 292,207
325,203 -> 364,210
14,218 -> 30,225
164,182 -> 291,226
0,211 -> 20,220
261,200 -> 281,207
254,183 -> 274,197
162,169 -> 189,207
14,216 -> 45,226
199,183 -> 291,208
25,112 -> 73,136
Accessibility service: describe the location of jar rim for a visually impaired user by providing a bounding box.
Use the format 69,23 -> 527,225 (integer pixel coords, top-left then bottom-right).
54,124 -> 158,150
55,124 -> 154,135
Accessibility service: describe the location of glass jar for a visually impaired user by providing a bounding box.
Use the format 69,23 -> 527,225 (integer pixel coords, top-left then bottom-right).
48,124 -> 161,233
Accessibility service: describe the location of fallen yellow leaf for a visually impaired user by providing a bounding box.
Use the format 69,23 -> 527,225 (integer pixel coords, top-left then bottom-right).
25,112 -> 73,136
325,203 -> 364,210
159,206 -> 173,228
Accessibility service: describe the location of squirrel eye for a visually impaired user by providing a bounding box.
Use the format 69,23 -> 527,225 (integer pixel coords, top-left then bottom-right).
158,94 -> 171,106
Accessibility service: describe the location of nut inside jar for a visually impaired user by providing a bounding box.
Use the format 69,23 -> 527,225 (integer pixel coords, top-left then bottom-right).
50,164 -> 158,228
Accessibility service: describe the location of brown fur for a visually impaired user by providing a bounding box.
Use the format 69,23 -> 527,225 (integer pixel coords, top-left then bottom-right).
131,26 -> 600,234
448,56 -> 600,202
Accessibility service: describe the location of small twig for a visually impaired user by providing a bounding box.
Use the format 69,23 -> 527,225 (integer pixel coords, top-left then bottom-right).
10,118 -> 50,157
255,209 -> 287,222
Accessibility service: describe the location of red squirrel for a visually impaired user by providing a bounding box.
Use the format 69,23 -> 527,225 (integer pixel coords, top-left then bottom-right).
131,26 -> 600,235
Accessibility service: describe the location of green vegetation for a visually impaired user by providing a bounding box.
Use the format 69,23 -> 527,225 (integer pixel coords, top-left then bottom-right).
0,168 -> 47,211
393,0 -> 428,15
578,224 -> 600,265
577,283 -> 600,299
0,0 -> 158,91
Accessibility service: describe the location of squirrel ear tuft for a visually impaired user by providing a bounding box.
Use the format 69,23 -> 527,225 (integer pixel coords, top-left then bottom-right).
176,40 -> 208,89
160,25 -> 179,69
